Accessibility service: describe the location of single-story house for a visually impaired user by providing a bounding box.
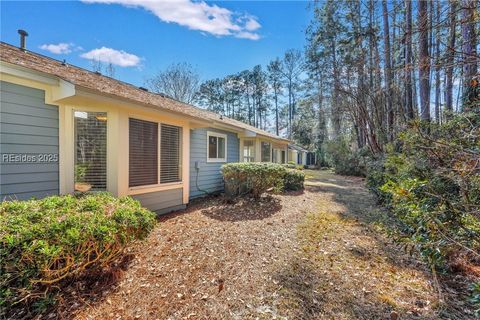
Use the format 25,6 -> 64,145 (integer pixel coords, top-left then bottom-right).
287,144 -> 316,166
0,41 -> 290,213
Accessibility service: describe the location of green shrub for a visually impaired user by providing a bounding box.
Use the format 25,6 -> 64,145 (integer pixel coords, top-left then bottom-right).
324,138 -> 368,176
221,163 -> 306,198
366,112 -> 480,271
283,162 -> 297,169
470,282 -> 480,317
222,162 -> 286,198
284,169 -> 305,191
283,163 -> 304,170
0,193 -> 156,314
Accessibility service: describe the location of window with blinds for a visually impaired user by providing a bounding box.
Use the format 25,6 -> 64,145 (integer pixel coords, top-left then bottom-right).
74,111 -> 107,192
160,124 -> 182,183
129,118 -> 158,187
261,141 -> 271,162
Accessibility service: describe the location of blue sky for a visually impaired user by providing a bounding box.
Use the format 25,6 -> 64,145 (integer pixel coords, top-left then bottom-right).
1,1 -> 312,86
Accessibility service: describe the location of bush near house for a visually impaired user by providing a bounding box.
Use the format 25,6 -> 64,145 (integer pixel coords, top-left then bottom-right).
222,163 -> 304,198
284,169 -> 305,191
0,193 -> 156,315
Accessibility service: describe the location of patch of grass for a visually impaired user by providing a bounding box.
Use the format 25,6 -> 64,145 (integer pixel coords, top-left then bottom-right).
273,170 -> 449,319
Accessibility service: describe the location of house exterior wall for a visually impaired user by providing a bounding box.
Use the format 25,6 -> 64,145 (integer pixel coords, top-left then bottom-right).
131,188 -> 185,214
239,137 -> 288,163
0,81 -> 60,200
0,71 -> 190,214
302,152 -> 307,165
1,63 -> 289,214
189,127 -> 239,199
288,150 -> 298,164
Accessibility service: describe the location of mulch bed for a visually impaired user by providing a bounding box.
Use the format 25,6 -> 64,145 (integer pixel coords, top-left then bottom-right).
69,190 -> 318,320
46,170 -> 475,320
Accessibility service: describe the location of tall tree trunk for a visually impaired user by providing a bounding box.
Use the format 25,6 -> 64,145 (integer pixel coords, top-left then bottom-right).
418,0 -> 431,122
331,38 -> 341,139
445,0 -> 457,113
274,88 -> 279,136
461,0 -> 478,110
434,0 -> 441,123
382,0 -> 394,140
405,0 -> 415,120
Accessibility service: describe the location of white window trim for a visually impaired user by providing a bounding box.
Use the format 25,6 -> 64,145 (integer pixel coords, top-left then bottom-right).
207,131 -> 227,163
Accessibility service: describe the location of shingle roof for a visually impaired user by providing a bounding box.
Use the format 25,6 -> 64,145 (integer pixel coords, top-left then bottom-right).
0,42 -> 288,142
288,144 -> 309,152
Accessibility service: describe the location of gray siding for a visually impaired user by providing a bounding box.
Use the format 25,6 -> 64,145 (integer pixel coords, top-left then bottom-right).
189,128 -> 239,199
132,188 -> 184,214
0,81 -> 59,200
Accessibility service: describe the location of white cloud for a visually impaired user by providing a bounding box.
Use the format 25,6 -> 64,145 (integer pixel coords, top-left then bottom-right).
81,0 -> 261,40
235,31 -> 260,41
39,43 -> 75,54
80,47 -> 141,67
245,17 -> 261,31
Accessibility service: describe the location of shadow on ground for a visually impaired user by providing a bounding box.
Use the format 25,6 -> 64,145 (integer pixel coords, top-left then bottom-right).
200,196 -> 282,222
271,256 -> 399,320
286,170 -> 476,320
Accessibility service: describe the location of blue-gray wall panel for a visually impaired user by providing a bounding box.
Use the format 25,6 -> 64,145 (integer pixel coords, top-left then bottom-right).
189,128 -> 239,199
0,81 -> 59,200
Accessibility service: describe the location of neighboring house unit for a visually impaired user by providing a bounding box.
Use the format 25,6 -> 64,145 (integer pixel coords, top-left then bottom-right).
287,144 -> 316,166
0,42 -> 289,213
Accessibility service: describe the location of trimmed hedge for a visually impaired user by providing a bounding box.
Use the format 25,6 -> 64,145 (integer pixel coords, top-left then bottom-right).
221,162 -> 304,198
0,193 -> 156,314
284,169 -> 305,191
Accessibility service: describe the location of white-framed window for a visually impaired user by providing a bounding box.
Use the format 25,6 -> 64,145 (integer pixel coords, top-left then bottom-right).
261,141 -> 271,162
207,131 -> 227,162
243,140 -> 255,162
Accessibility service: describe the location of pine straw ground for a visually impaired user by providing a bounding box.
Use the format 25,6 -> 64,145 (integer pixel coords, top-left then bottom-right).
68,170 -> 474,320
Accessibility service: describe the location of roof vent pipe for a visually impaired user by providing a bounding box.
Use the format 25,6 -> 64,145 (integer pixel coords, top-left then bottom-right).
18,29 -> 28,52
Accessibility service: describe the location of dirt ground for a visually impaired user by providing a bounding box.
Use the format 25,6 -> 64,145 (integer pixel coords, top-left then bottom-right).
70,170 -> 474,320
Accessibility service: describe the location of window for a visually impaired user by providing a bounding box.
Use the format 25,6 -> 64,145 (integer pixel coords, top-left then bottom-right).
207,131 -> 227,162
160,124 -> 182,183
272,149 -> 278,163
243,140 -> 255,162
129,118 -> 158,187
261,142 -> 271,162
281,150 -> 286,164
74,111 -> 107,192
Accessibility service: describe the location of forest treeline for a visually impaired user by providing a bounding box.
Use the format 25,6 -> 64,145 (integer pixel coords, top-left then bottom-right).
175,0 -> 478,158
